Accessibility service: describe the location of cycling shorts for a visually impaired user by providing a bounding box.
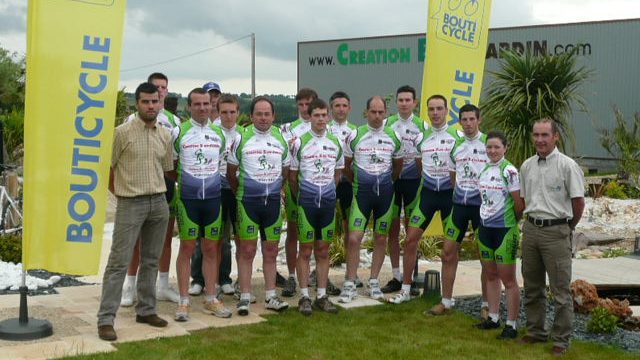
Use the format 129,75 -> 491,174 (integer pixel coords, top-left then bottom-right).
478,226 -> 520,265
444,204 -> 480,243
408,187 -> 453,230
237,197 -> 283,241
336,181 -> 353,220
297,202 -> 337,243
349,186 -> 394,235
284,183 -> 298,222
391,178 -> 420,219
176,197 -> 222,241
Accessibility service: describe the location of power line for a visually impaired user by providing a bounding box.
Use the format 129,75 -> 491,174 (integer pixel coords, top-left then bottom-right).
120,34 -> 253,73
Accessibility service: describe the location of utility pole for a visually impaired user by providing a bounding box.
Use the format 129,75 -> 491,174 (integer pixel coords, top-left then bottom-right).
251,33 -> 256,99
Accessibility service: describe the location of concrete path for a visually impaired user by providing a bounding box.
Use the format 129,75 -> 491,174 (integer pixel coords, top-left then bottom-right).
0,223 -> 638,359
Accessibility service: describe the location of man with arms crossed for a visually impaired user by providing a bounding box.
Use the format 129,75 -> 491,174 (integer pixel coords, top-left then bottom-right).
98,82 -> 172,341
227,96 -> 291,315
290,98 -> 343,315
519,118 -> 584,356
339,96 -> 403,303
172,88 -> 231,321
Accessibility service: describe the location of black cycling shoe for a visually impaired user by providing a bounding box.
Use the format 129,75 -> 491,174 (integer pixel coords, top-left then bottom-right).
381,278 -> 402,293
326,280 -> 342,296
410,281 -> 421,296
497,325 -> 518,340
276,272 -> 288,288
475,318 -> 501,330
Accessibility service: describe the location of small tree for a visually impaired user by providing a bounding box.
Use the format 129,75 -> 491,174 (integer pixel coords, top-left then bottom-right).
480,49 -> 592,167
599,108 -> 640,188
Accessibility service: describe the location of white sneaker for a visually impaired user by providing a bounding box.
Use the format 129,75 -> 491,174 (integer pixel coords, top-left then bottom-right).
367,278 -> 384,301
120,281 -> 136,307
188,283 -> 203,296
221,283 -> 234,295
339,281 -> 357,304
265,296 -> 289,312
157,285 -> 180,303
388,291 -> 411,304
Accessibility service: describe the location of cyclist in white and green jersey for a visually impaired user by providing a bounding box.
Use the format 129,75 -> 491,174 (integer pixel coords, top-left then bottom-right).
121,73 -> 181,308
382,85 -> 425,296
429,103 -> 489,317
227,96 -> 291,316
188,94 -> 242,298
339,96 -> 403,304
389,94 -> 462,305
474,131 -> 524,339
278,88 -> 317,297
329,91 -> 357,231
172,88 -> 231,322
290,99 -> 343,315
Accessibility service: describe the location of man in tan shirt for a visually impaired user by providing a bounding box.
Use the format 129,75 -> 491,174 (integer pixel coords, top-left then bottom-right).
97,82 -> 173,341
519,118 -> 585,356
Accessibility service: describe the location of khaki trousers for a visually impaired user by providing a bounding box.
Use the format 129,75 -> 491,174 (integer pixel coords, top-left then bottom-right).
521,221 -> 573,348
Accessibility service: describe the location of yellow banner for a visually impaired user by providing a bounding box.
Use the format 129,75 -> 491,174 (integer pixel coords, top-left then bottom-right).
420,0 -> 492,235
23,0 -> 127,275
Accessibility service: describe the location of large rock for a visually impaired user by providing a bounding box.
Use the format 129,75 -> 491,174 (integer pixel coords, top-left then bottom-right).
571,279 -> 633,319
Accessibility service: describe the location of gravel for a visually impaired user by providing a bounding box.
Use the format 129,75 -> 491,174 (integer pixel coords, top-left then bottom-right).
455,293 -> 640,353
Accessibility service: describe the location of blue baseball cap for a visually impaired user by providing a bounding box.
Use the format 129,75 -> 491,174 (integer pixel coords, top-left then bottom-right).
202,81 -> 221,93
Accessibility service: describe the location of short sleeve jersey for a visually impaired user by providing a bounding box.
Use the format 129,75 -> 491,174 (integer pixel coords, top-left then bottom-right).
451,132 -> 488,206
478,158 -> 520,227
171,119 -> 225,200
385,114 -> 426,180
126,109 -> 179,130
329,120 -> 357,149
290,131 -> 344,207
281,118 -> 311,147
219,124 -> 241,189
227,125 -> 290,201
344,124 -> 402,193
520,147 -> 585,219
414,124 -> 462,191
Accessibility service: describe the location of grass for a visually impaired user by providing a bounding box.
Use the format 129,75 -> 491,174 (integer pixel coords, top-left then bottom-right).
64,295 -> 637,360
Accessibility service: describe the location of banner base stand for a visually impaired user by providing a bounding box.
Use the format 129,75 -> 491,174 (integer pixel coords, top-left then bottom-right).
0,286 -> 53,341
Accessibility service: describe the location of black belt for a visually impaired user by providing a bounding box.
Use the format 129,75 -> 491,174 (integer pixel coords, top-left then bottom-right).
527,216 -> 568,228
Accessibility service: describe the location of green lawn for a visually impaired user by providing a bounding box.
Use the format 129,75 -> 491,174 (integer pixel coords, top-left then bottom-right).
66,296 -> 637,360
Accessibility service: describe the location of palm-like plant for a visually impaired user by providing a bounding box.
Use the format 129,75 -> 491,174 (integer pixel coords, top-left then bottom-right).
480,49 -> 592,167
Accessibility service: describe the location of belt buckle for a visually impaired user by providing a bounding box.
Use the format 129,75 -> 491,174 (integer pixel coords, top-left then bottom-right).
533,218 -> 545,227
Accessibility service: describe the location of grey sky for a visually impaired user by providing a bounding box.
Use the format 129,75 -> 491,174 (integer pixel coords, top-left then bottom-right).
1,0 -> 639,95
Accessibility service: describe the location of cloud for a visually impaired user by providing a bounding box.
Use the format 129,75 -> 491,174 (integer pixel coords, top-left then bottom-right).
0,0 -> 26,33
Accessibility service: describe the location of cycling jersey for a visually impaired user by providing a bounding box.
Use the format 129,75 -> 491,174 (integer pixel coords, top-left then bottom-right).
290,130 -> 344,208
385,113 -> 426,180
172,119 -> 225,200
281,118 -> 311,145
329,120 -> 357,149
450,132 -> 488,205
218,124 -> 241,189
227,125 -> 290,202
415,124 -> 462,191
345,124 -> 402,194
478,158 -> 520,228
126,109 -> 180,130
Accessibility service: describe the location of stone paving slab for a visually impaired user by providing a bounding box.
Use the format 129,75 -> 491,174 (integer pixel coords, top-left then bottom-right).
1,224 -> 638,360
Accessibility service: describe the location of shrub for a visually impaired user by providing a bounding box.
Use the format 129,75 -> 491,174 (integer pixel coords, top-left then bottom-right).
587,306 -> 619,334
602,247 -> 630,258
418,235 -> 443,260
603,181 -> 628,199
0,233 -> 21,263
329,235 -> 346,266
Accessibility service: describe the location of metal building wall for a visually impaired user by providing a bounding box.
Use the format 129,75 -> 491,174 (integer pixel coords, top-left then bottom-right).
297,19 -> 640,169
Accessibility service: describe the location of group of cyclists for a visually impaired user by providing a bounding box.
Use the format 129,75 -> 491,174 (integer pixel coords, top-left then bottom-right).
120,72 -> 525,340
